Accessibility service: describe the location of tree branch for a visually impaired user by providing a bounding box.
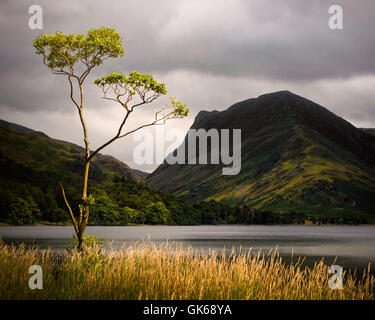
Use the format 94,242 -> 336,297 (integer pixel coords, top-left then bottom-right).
59,182 -> 79,235
87,110 -> 132,162
118,108 -> 180,139
87,106 -> 182,162
56,52 -> 90,159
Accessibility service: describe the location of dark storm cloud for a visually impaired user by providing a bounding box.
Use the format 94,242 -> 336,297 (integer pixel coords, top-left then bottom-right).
1,0 -> 375,170
1,0 -> 375,113
145,0 -> 375,80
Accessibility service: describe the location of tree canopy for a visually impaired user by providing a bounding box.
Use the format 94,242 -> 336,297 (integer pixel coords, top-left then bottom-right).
33,27 -> 124,81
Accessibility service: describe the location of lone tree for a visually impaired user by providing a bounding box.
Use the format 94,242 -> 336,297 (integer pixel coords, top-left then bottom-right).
33,27 -> 188,250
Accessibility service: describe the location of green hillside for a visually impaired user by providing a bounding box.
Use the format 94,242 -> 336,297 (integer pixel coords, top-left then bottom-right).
148,91 -> 375,222
0,120 -> 199,226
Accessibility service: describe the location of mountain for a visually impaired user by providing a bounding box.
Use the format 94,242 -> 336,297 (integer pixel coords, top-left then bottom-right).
0,119 -> 199,225
147,91 -> 375,220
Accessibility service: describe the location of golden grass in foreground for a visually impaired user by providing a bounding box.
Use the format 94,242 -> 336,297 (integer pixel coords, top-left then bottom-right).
0,240 -> 373,300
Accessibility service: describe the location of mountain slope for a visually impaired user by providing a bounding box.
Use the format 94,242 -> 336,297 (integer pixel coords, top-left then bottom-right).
147,91 -> 375,218
0,119 -> 141,185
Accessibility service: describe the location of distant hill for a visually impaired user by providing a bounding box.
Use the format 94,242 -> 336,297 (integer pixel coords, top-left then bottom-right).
132,169 -> 150,181
0,119 -> 141,185
0,119 -> 34,133
148,91 -> 375,220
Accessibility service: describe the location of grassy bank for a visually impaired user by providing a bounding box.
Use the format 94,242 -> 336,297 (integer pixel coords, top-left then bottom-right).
0,240 -> 373,300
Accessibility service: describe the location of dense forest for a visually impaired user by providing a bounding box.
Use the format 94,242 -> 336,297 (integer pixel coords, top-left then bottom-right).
0,176 -> 197,226
0,177 -> 367,226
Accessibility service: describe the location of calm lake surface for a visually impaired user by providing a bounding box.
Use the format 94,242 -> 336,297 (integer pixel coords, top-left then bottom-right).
1,225 -> 375,272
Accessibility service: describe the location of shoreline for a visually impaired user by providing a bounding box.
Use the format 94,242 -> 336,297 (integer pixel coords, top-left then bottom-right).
1,222 -> 374,227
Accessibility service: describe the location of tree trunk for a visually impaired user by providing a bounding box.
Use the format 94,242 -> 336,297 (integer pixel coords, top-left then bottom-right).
77,227 -> 85,251
77,160 -> 91,251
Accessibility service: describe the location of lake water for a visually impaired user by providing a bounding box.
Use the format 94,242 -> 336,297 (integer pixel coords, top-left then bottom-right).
1,225 -> 375,273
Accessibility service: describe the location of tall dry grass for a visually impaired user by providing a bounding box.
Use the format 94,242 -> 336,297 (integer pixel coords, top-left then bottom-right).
0,240 -> 373,300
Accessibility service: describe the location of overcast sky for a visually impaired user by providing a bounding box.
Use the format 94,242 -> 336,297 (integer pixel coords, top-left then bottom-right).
1,0 -> 375,172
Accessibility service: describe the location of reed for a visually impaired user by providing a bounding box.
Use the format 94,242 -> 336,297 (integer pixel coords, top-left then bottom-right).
0,240 -> 373,300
